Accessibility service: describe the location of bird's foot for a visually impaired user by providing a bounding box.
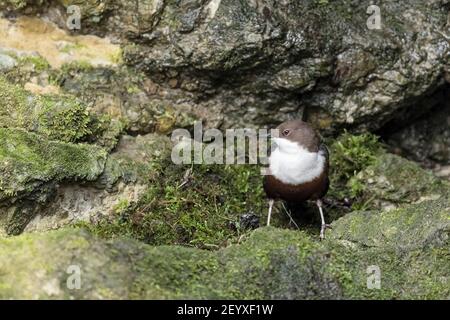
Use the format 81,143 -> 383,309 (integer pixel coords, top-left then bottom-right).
320,224 -> 332,240
322,197 -> 352,211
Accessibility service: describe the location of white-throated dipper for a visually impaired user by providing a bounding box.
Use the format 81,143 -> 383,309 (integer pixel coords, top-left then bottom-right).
263,120 -> 331,239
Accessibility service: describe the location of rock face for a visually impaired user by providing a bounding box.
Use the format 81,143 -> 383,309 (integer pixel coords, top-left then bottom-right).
2,1 -> 449,132
386,87 -> 450,170
0,1 -> 449,300
351,153 -> 446,210
117,0 -> 449,132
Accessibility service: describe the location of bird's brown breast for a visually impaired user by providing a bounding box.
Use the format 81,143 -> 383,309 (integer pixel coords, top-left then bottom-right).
263,170 -> 329,203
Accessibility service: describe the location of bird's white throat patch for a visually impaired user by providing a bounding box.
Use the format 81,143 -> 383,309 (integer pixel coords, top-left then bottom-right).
269,138 -> 325,185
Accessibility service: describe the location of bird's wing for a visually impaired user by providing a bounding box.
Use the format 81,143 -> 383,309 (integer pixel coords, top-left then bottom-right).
318,143 -> 330,176
318,143 -> 329,162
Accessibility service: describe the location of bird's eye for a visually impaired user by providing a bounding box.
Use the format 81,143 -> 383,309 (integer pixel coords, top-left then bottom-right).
282,129 -> 291,136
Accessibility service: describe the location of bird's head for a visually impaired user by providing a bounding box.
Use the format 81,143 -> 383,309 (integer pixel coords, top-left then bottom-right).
272,120 -> 320,154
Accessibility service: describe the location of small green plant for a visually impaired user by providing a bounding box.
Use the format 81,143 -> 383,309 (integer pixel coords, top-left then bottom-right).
109,48 -> 123,64
330,131 -> 381,183
18,55 -> 51,72
59,42 -> 86,54
37,95 -> 93,143
113,199 -> 130,214
328,131 -> 383,206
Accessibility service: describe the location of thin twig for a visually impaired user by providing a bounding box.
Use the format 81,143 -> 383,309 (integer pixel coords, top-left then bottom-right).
281,202 -> 300,230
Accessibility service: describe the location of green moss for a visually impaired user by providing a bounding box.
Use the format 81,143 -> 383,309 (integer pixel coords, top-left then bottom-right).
80,134 -> 277,249
1,206 -> 448,299
17,55 -> 51,72
57,61 -> 95,76
0,128 -> 107,201
350,153 -> 447,209
326,131 -> 447,213
328,193 -> 450,299
329,131 -> 382,186
327,131 -> 383,209
0,0 -> 28,10
59,42 -> 86,54
108,48 -> 123,65
2,54 -> 49,85
82,155 -> 267,249
36,95 -> 93,143
0,76 -> 30,128
0,76 -> 119,146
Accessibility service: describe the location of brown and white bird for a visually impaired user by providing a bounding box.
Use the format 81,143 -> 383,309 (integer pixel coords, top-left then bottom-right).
263,120 -> 331,239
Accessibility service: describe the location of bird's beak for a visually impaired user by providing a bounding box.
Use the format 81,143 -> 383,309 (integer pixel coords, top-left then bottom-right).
265,129 -> 280,139
272,137 -> 283,146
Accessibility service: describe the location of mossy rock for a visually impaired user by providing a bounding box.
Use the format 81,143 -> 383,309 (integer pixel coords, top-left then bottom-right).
350,153 -> 447,210
0,76 -> 121,148
50,63 -> 197,135
0,191 -> 448,299
0,128 -> 107,201
329,192 -> 450,299
1,52 -> 53,85
0,127 -> 109,235
327,132 -> 448,212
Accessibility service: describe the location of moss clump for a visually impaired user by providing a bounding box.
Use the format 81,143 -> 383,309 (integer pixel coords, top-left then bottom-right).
0,76 -> 118,145
0,76 -> 30,128
328,131 -> 383,209
58,61 -> 95,75
36,95 -> 94,143
0,0 -> 28,10
17,55 -> 51,72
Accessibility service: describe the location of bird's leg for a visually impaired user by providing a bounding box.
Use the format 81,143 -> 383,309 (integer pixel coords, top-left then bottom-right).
316,199 -> 332,240
267,199 -> 275,226
281,202 -> 300,230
